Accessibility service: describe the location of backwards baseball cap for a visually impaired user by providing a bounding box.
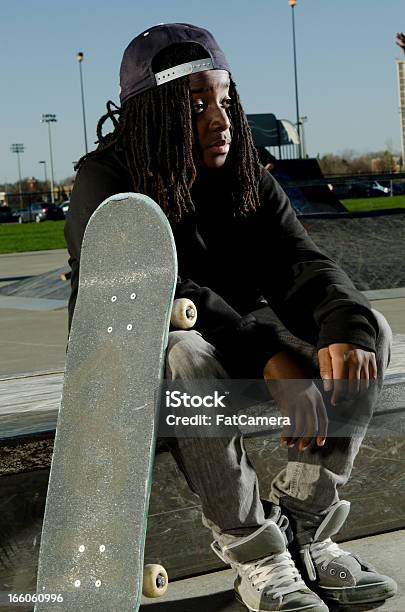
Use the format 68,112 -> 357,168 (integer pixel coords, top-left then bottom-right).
119,23 -> 231,104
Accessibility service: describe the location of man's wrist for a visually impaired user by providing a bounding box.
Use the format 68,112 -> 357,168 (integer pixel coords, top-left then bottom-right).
263,351 -> 306,380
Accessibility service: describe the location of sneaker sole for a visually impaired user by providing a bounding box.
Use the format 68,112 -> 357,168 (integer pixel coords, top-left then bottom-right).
319,580 -> 397,605
235,592 -> 329,612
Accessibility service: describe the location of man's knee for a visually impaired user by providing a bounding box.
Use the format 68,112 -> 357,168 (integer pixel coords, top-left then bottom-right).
167,330 -> 210,357
167,329 -> 199,349
166,330 -> 227,379
371,309 -> 392,373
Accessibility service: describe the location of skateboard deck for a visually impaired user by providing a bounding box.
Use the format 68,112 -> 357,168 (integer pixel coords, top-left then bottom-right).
35,193 -> 177,611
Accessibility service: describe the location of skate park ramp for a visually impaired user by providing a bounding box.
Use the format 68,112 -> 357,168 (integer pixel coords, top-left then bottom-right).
0,266 -> 70,308
272,158 -> 346,214
300,209 -> 405,291
247,112 -> 344,213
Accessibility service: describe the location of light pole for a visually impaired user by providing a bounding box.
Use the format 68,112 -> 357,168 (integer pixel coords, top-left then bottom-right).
300,116 -> 308,158
77,52 -> 89,154
288,0 -> 303,158
39,160 -> 48,187
41,114 -> 57,203
10,143 -> 24,207
396,34 -> 405,169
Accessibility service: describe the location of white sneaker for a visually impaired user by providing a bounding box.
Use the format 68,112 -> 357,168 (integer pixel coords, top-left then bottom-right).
212,511 -> 328,612
300,500 -> 397,606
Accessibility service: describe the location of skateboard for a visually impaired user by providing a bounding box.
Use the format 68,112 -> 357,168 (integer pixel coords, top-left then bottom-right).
35,193 -> 196,611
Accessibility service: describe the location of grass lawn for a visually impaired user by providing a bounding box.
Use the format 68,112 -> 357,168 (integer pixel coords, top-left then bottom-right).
0,220 -> 67,254
342,195 -> 405,212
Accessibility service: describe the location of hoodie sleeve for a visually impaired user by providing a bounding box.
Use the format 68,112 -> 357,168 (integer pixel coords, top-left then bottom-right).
175,278 -> 284,372
251,169 -> 379,353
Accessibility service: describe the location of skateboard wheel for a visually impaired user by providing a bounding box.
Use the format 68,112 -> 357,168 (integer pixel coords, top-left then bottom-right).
142,564 -> 168,598
171,298 -> 197,329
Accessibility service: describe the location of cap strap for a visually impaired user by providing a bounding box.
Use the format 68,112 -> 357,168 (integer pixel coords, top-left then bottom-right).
155,58 -> 214,86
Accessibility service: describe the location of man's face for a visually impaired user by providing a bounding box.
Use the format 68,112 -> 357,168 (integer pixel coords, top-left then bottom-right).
188,69 -> 232,169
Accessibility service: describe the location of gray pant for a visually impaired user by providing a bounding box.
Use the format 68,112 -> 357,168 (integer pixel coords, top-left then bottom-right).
164,309 -> 392,546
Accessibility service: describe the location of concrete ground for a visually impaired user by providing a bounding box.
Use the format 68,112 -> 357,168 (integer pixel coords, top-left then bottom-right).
0,250 -> 68,375
0,308 -> 67,375
140,531 -> 405,611
0,249 -> 68,282
366,296 -> 405,334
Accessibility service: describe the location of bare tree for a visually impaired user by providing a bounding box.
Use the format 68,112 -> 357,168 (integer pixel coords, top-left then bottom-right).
318,150 -> 398,175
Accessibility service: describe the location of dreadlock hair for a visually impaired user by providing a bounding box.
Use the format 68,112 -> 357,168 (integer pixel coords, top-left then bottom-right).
76,42 -> 262,222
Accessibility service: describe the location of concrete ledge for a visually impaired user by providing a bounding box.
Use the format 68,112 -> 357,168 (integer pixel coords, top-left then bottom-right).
0,249 -> 67,258
0,296 -> 68,311
364,287 -> 405,300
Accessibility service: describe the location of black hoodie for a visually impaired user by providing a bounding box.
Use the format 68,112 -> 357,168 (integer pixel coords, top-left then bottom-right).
65,148 -> 378,377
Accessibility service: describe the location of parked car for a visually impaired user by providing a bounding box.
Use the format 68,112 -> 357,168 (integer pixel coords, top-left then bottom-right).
329,183 -> 353,199
57,200 -> 70,217
371,180 -> 390,196
0,206 -> 16,223
346,181 -> 391,199
347,182 -> 373,198
17,202 -> 65,223
43,203 -> 65,221
331,178 -> 394,199
18,203 -> 45,223
392,182 -> 405,195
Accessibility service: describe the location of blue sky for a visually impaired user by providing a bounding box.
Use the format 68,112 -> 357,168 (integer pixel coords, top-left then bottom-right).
2,0 -> 404,183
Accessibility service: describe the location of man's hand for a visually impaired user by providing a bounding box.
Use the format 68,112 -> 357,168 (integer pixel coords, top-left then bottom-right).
396,32 -> 405,54
263,351 -> 327,451
318,343 -> 377,406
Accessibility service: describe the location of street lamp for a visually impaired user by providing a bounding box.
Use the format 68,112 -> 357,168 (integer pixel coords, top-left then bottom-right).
288,0 -> 303,158
39,160 -> 48,188
77,52 -> 89,154
300,116 -> 308,158
41,114 -> 57,203
10,143 -> 25,207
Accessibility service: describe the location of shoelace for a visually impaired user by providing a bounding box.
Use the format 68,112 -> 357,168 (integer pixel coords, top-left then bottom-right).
310,538 -> 351,568
302,538 -> 352,581
242,551 -> 308,599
